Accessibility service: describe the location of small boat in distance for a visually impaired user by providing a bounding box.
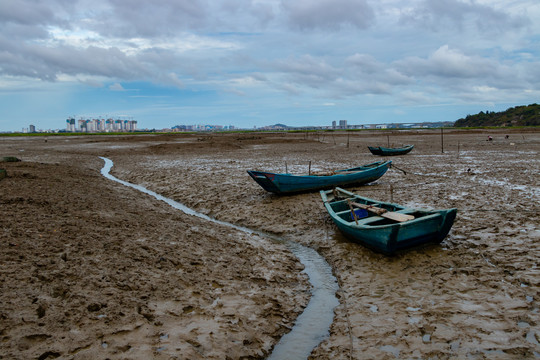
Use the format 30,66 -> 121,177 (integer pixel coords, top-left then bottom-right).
247,161 -> 391,194
321,187 -> 457,255
368,144 -> 414,156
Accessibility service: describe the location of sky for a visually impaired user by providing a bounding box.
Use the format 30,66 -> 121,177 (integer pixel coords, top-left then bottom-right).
1,0 -> 539,132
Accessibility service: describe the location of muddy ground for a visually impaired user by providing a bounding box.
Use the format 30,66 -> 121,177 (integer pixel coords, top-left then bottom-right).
1,128 -> 539,359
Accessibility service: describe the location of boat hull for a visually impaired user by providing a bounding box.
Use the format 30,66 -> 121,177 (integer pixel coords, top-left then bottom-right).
248,161 -> 391,194
368,145 -> 414,156
321,187 -> 457,255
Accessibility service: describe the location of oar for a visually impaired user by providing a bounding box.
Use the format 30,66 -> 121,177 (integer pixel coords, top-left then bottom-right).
350,202 -> 414,222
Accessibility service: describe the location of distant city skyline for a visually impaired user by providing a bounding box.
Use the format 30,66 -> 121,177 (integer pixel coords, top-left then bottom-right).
13,117 -> 455,134
1,1 -> 539,132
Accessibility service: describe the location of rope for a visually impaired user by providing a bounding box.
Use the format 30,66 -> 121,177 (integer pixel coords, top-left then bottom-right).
389,163 -> 407,175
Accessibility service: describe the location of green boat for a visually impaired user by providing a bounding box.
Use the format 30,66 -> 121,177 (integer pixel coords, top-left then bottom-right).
247,161 -> 391,194
321,187 -> 457,255
368,144 -> 414,156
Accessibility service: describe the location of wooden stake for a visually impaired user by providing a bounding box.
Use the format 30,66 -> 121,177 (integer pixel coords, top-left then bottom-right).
441,128 -> 444,153
308,161 -> 311,175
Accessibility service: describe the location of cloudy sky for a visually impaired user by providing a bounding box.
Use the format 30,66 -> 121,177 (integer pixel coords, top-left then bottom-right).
1,0 -> 539,131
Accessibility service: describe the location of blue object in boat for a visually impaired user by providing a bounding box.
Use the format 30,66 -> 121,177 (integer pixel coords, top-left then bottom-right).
352,208 -> 368,220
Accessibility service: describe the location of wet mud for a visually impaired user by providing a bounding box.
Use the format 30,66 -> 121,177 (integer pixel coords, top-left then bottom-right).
1,128 -> 539,359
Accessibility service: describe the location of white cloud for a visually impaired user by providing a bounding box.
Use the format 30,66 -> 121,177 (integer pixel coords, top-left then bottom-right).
160,73 -> 184,88
397,45 -> 496,78
109,82 -> 125,91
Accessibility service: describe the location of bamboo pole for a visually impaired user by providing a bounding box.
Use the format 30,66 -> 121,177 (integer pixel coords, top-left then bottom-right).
347,200 -> 359,225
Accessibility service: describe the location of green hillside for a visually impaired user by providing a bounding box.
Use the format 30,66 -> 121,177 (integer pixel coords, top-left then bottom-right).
454,103 -> 540,127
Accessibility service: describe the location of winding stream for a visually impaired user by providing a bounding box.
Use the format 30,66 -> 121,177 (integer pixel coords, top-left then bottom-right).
99,157 -> 339,359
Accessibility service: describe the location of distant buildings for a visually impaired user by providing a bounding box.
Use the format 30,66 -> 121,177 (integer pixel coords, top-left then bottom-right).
0,117 -> 455,134
332,120 -> 348,129
66,117 -> 137,132
257,123 -> 288,131
329,120 -> 454,130
172,124 -> 235,131
20,125 -> 37,133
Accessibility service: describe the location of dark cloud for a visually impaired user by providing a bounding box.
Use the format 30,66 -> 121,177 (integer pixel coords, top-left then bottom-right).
96,0 -> 208,37
217,0 -> 276,29
282,0 -> 374,31
400,0 -> 529,33
0,40 -> 150,81
0,0 -> 56,26
88,0 -> 276,38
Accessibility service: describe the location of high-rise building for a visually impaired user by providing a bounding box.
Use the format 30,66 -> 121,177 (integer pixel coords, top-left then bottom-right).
66,116 -> 136,132
66,118 -> 76,132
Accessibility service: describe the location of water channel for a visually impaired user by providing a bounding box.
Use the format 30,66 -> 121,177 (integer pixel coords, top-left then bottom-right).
100,157 -> 339,359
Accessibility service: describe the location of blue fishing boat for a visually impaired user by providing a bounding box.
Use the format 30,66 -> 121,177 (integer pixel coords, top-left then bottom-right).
247,161 -> 391,194
321,187 -> 457,255
368,144 -> 414,156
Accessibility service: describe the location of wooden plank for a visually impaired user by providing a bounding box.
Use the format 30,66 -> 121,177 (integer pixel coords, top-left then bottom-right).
350,201 -> 414,222
378,211 -> 415,222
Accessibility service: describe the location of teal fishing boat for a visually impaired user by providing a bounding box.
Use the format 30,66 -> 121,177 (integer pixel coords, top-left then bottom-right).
247,161 -> 391,194
321,187 -> 457,255
368,144 -> 414,156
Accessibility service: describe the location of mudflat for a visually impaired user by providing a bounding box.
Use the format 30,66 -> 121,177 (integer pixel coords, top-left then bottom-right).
1,128 -> 538,359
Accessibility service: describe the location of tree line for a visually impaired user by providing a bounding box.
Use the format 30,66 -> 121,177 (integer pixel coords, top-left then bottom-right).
454,103 -> 540,127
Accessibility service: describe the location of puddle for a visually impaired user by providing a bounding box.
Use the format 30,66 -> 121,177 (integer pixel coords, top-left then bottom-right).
99,157 -> 339,359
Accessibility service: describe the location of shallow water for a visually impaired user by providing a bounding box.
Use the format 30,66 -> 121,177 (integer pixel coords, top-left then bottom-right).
99,157 -> 339,359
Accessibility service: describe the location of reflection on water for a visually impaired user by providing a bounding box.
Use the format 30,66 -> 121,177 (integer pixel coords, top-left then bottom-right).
100,157 -> 339,359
